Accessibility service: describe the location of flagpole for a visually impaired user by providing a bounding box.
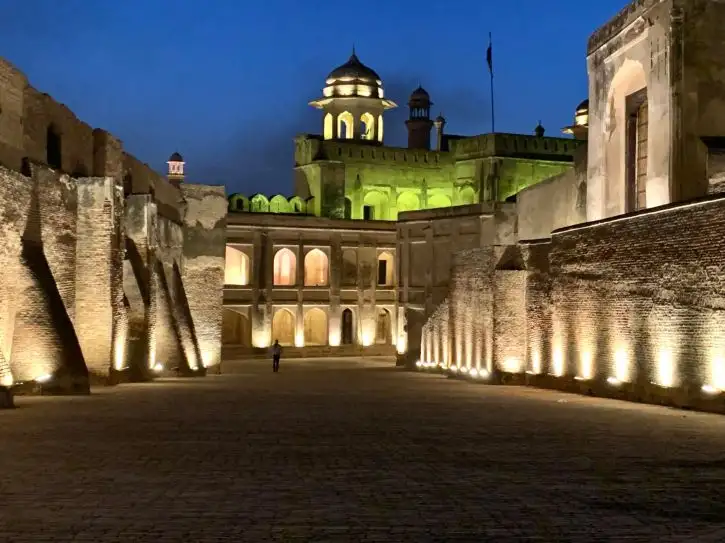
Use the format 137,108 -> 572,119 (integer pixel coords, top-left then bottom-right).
489,32 -> 495,134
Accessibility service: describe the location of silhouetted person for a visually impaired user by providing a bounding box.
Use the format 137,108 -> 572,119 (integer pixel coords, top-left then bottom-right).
271,339 -> 282,372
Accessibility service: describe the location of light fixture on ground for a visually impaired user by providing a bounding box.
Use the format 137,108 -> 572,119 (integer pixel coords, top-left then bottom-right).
35,374 -> 53,384
469,368 -> 479,377
702,384 -> 721,395
152,363 -> 164,373
607,376 -> 621,386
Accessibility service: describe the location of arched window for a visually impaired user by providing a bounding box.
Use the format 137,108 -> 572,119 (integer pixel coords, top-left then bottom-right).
304,249 -> 329,286
363,190 -> 388,221
269,195 -> 291,213
250,194 -> 269,212
228,194 -> 249,212
377,252 -> 394,286
303,308 -> 328,346
427,194 -> 452,209
273,248 -> 297,286
459,186 -> 476,205
342,308 -> 354,345
338,111 -> 353,139
222,309 -> 250,346
360,112 -> 375,140
376,308 -> 391,344
341,249 -> 357,286
397,192 -> 419,214
324,113 -> 334,140
46,124 -> 62,170
225,246 -> 250,285
272,309 -> 296,346
378,115 -> 384,143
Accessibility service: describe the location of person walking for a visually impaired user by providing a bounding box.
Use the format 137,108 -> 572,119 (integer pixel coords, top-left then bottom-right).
271,339 -> 282,373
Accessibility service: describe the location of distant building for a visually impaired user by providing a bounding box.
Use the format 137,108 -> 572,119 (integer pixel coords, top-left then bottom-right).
223,50 -> 580,357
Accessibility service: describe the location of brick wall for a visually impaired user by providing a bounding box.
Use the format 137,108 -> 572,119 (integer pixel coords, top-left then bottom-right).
181,184 -> 226,371
548,196 -> 725,393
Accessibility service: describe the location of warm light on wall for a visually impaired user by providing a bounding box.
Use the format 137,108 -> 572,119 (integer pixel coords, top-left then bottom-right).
396,335 -> 407,354
655,349 -> 675,388
295,331 -> 305,348
552,346 -> 565,377
328,327 -> 341,347
253,326 -> 270,349
614,347 -> 630,383
503,357 -> 522,374
579,350 -> 594,381
531,350 -> 542,375
338,85 -> 355,96
711,356 -> 725,391
113,328 -> 127,371
1,374 -> 13,387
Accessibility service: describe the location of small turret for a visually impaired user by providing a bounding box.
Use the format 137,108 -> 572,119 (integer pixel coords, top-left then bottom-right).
167,151 -> 185,188
406,86 -> 434,150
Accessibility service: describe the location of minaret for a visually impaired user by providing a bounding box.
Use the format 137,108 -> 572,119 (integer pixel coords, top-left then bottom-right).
167,152 -> 185,188
406,86 -> 433,150
433,114 -> 446,151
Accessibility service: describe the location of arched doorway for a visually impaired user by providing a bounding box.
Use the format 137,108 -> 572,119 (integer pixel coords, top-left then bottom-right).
342,308 -> 354,345
222,309 -> 250,345
304,249 -> 329,286
376,308 -> 391,344
272,309 -> 295,346
273,248 -> 297,285
303,308 -> 328,346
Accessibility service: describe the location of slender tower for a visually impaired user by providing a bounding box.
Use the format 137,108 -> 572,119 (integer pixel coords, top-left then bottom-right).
406,86 -> 433,150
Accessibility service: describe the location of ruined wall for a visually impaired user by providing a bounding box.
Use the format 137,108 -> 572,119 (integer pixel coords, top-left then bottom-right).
182,184 -> 226,371
448,248 -> 494,372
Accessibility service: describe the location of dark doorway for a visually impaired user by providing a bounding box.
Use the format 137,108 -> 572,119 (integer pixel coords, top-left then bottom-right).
625,89 -> 648,212
342,308 -> 354,345
46,125 -> 62,170
344,198 -> 352,219
377,259 -> 387,285
363,205 -> 374,220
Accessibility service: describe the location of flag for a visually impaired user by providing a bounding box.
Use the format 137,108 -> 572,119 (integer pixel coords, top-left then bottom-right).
486,33 -> 493,75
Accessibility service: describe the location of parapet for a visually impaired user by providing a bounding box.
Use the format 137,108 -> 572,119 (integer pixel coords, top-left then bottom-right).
587,0 -> 661,55
451,133 -> 582,162
228,193 -> 312,214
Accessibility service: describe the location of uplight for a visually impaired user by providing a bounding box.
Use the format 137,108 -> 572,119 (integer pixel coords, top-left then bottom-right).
35,374 -> 53,384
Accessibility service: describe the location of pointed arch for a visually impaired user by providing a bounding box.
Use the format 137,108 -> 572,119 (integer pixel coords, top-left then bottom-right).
376,308 -> 391,344
273,248 -> 297,286
338,111 -> 353,139
360,112 -> 375,140
377,251 -> 394,286
304,248 -> 329,286
269,194 -> 291,213
289,196 -> 306,214
324,113 -> 334,140
222,309 -> 250,346
228,193 -> 249,212
250,193 -> 270,212
303,308 -> 328,346
272,309 -> 296,346
458,186 -> 476,205
224,246 -> 250,285
341,308 -> 355,345
378,115 -> 384,142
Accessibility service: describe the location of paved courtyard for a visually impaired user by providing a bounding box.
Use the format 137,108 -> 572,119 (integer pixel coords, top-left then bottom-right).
2,358 -> 725,541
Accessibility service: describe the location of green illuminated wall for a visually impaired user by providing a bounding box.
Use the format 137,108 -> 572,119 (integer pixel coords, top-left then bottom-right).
227,132 -> 582,218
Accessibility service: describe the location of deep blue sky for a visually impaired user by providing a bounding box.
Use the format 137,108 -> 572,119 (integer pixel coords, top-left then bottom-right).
1,0 -> 624,195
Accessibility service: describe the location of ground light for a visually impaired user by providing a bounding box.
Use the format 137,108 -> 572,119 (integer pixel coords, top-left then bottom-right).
702,385 -> 721,395
35,374 -> 53,384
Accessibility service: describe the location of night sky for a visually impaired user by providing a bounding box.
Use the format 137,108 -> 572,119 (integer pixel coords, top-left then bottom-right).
1,0 -> 624,195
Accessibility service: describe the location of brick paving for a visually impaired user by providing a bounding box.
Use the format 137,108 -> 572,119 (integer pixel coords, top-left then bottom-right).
3,358 -> 725,541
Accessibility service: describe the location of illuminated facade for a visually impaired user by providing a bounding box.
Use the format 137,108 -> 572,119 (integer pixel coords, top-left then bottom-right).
223,50 -> 579,357
0,57 -> 226,401
415,0 -> 725,415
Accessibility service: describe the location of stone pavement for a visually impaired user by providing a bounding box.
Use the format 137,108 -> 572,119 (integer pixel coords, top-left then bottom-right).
3,358 -> 725,541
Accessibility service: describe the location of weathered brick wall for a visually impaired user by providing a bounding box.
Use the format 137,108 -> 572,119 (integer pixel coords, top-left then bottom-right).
449,248 -> 494,371
75,177 -> 117,380
0,163 -> 87,386
548,196 -> 725,391
181,184 -> 226,371
493,271 -> 527,373
421,299 -> 449,367
0,58 -> 26,171
521,242 -> 552,375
